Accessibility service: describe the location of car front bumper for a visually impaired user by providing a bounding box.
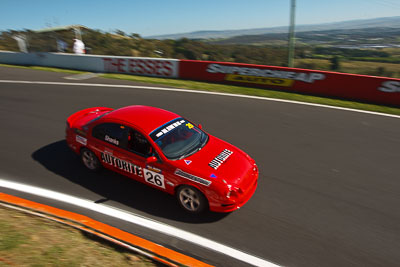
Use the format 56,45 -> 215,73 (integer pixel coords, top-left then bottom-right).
209,177 -> 258,213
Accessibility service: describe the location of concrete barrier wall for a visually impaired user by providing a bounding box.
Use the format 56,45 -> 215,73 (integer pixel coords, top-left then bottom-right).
0,51 -> 179,78
1,51 -> 399,106
0,51 -> 37,65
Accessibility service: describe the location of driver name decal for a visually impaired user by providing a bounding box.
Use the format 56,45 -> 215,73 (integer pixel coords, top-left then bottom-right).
209,149 -> 233,170
105,135 -> 119,145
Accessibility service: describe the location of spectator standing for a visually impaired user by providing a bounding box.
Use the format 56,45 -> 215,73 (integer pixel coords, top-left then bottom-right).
73,38 -> 85,54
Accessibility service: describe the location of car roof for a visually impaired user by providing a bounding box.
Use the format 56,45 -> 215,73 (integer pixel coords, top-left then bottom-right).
105,105 -> 180,134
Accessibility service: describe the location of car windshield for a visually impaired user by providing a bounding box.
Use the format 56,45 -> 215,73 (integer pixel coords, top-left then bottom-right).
150,118 -> 208,160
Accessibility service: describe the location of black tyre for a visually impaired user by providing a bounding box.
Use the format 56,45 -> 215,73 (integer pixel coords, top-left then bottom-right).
177,185 -> 208,214
80,148 -> 101,172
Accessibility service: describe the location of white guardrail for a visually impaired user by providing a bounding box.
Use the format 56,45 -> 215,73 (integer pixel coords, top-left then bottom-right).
0,51 -> 179,78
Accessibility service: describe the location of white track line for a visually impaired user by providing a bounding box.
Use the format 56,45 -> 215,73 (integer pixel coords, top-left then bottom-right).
0,178 -> 279,267
0,78 -> 395,266
64,73 -> 100,80
0,79 -> 399,119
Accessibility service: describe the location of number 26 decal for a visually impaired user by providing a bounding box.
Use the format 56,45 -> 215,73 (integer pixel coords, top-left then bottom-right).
144,169 -> 165,189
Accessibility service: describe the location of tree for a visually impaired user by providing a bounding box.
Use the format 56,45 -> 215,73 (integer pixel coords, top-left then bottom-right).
330,56 -> 341,71
115,30 -> 126,36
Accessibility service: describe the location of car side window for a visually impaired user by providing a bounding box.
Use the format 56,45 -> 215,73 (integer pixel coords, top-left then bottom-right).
92,123 -> 129,148
92,123 -> 154,158
126,129 -> 153,158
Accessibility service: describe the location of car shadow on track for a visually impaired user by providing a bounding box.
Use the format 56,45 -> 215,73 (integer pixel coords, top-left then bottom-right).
32,140 -> 229,223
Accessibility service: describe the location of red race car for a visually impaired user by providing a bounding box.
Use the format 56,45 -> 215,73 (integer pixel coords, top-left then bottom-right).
66,105 -> 258,213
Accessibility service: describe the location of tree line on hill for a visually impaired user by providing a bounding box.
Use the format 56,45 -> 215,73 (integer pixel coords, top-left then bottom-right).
0,29 -> 290,66
0,28 -> 399,75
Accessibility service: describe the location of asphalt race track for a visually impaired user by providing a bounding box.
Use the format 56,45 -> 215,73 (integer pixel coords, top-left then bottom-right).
1,66 -> 400,267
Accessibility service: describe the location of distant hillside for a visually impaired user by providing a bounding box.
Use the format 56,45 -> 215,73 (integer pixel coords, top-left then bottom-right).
208,27 -> 400,47
147,16 -> 400,40
2,23 -> 399,78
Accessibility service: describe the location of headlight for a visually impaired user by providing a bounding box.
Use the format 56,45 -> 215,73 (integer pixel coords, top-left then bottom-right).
226,185 -> 240,199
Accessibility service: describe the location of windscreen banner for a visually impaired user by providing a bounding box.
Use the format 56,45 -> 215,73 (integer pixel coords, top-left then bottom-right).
179,60 -> 400,106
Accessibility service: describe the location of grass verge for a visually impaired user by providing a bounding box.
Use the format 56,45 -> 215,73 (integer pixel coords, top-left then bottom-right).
0,205 -> 157,267
0,63 -> 86,74
295,58 -> 400,78
101,73 -> 400,116
1,63 -> 400,116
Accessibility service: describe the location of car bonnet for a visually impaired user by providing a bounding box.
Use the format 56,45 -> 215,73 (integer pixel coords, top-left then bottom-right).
173,135 -> 256,187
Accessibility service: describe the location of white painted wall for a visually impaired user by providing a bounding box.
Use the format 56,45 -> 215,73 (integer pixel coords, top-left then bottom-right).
0,51 -> 179,78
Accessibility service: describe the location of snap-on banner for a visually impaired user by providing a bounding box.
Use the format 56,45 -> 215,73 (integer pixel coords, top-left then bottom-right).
179,60 -> 400,106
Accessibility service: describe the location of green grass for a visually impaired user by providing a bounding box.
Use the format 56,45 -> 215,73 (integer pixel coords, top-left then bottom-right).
102,73 -> 400,116
0,206 -> 157,266
0,222 -> 27,250
295,58 -> 400,78
1,63 -> 400,116
0,63 -> 86,74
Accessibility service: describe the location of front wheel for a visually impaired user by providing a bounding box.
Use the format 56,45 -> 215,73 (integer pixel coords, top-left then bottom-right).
81,148 -> 101,172
177,185 -> 208,214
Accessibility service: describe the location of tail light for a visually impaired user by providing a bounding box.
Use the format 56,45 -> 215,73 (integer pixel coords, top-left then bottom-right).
74,128 -> 87,137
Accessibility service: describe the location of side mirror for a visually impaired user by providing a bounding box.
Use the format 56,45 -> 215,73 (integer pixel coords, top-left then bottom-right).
198,124 -> 203,129
146,156 -> 158,164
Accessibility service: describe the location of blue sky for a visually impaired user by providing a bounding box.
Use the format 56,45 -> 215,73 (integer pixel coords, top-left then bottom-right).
1,0 -> 399,36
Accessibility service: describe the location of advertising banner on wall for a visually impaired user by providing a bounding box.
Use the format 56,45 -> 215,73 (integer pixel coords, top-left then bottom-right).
101,57 -> 178,77
1,51 -> 399,106
179,60 -> 400,106
0,51 -> 179,78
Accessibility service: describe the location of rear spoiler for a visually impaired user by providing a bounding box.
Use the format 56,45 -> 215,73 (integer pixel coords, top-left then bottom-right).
66,107 -> 113,126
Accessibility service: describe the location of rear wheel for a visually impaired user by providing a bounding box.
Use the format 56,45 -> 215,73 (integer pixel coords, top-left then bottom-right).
177,185 -> 208,214
81,148 -> 101,171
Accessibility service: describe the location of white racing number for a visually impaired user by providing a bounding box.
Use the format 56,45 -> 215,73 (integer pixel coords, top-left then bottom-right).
144,169 -> 165,189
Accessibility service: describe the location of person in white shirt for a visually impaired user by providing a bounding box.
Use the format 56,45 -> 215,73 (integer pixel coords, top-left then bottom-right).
73,39 -> 85,54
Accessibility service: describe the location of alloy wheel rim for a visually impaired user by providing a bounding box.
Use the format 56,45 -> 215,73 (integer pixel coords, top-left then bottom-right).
180,188 -> 200,211
82,151 -> 97,170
